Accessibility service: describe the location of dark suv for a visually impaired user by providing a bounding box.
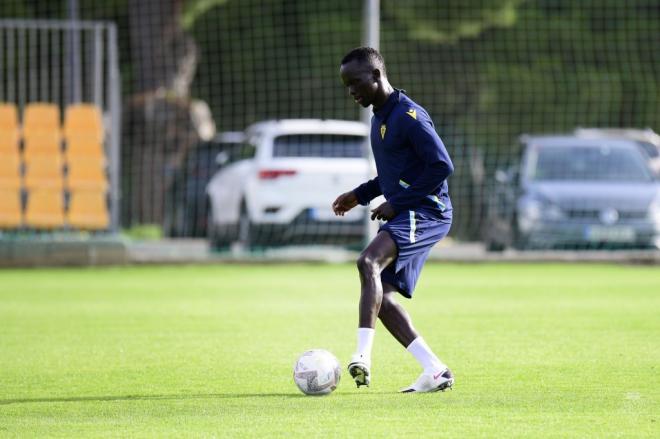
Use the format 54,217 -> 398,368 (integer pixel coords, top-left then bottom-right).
163,132 -> 245,237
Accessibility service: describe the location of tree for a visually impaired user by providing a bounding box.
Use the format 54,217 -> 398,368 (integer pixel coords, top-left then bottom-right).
121,0 -> 213,225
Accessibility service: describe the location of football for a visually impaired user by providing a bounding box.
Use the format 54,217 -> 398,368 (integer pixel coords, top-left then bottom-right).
293,349 -> 341,395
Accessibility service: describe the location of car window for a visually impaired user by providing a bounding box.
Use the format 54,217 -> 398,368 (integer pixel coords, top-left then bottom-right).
635,141 -> 659,158
273,134 -> 365,158
221,143 -> 256,165
527,144 -> 653,182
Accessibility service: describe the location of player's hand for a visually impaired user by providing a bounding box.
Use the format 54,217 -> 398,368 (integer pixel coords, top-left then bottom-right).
370,202 -> 396,221
332,191 -> 358,216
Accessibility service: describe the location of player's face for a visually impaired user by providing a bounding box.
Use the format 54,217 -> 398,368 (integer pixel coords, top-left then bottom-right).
340,60 -> 379,108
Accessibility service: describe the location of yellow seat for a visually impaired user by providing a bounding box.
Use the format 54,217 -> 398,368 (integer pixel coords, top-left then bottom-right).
23,103 -> 61,141
0,153 -> 22,190
0,103 -> 21,154
0,130 -> 20,154
66,136 -> 106,162
0,188 -> 22,229
25,189 -> 64,229
67,190 -> 109,230
23,133 -> 61,157
66,157 -> 108,191
64,104 -> 103,143
0,103 -> 19,129
23,154 -> 64,190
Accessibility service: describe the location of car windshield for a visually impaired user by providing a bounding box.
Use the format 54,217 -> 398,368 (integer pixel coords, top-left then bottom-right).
526,144 -> 653,182
273,134 -> 365,158
636,141 -> 659,158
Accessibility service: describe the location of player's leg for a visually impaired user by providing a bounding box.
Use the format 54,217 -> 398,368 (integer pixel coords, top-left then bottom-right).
378,283 -> 418,347
348,230 -> 398,387
357,231 -> 398,328
378,282 -> 454,393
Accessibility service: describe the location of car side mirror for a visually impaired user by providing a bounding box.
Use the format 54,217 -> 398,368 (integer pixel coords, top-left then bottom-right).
215,151 -> 230,167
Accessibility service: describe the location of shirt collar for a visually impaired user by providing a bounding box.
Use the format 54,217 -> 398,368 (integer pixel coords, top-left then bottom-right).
373,88 -> 403,120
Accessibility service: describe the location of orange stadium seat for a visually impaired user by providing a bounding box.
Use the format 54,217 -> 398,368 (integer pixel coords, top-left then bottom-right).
0,103 -> 19,129
0,152 -> 22,190
66,157 -> 108,191
0,188 -> 22,229
64,104 -> 103,142
0,129 -> 20,154
66,136 -> 105,162
0,103 -> 20,154
25,189 -> 65,229
67,190 -> 109,230
23,154 -> 64,191
23,133 -> 62,157
23,103 -> 61,140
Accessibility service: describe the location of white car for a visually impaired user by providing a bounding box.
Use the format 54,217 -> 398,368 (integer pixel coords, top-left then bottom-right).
206,119 -> 371,248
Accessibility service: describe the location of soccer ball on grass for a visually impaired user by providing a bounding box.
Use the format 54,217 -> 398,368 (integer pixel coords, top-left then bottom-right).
293,349 -> 341,395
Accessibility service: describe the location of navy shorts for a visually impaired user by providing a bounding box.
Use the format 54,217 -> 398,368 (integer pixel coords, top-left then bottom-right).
379,208 -> 451,298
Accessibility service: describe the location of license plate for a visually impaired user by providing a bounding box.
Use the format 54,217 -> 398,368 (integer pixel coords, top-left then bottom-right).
585,226 -> 635,242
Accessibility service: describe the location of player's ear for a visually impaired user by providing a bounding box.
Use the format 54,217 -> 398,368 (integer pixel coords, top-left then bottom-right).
372,68 -> 381,81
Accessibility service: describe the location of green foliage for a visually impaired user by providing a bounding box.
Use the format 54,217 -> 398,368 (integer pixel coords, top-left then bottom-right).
188,0 -> 362,129
386,0 -> 526,43
378,0 -> 660,165
121,224 -> 163,240
3,0 -> 657,157
182,0 -> 229,29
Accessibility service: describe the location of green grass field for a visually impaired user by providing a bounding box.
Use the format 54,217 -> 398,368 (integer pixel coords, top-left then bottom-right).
1,263 -> 658,437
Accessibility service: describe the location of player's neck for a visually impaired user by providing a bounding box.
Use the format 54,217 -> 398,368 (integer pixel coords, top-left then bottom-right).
372,82 -> 395,111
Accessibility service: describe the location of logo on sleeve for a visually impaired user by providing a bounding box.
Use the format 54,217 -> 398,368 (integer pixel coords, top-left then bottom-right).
380,124 -> 387,139
406,108 -> 417,120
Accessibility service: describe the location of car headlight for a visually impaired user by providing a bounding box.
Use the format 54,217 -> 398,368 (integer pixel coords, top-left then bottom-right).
518,196 -> 564,232
649,192 -> 660,225
544,203 -> 564,221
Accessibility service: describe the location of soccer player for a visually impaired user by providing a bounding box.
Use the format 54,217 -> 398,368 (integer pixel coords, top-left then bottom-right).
332,47 -> 455,393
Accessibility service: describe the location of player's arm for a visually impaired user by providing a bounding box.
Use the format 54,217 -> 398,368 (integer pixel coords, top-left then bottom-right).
332,177 -> 381,216
386,117 -> 454,213
353,176 -> 382,205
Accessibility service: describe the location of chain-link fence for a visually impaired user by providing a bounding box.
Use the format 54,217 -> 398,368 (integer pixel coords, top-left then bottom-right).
1,0 -> 659,252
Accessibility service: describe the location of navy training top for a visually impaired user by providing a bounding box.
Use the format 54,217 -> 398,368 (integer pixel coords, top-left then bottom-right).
353,89 -> 454,223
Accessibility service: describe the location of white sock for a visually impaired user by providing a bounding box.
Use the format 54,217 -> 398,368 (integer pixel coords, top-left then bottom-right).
354,327 -> 375,364
406,337 -> 446,374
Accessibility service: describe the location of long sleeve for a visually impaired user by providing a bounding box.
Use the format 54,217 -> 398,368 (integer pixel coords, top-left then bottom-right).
387,162 -> 453,212
353,176 -> 382,205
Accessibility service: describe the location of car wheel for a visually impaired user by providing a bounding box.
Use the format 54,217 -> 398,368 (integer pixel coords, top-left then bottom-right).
485,237 -> 505,252
207,209 -> 222,250
207,200 -> 235,250
512,223 -> 529,251
238,201 -> 256,248
483,217 -> 506,252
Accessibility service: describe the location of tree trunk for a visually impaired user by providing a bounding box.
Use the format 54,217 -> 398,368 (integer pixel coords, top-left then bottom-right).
122,0 -> 202,226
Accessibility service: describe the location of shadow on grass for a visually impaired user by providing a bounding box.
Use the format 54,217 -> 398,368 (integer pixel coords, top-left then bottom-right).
0,393 -> 309,405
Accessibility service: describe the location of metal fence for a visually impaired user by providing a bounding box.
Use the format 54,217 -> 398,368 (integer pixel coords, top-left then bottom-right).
1,0 -> 659,253
0,18 -> 121,230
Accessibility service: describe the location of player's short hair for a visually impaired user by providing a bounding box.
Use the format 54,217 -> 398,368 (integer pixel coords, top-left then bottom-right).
341,46 -> 387,76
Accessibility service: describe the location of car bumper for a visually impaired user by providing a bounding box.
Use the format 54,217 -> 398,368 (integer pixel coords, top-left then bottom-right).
519,220 -> 660,249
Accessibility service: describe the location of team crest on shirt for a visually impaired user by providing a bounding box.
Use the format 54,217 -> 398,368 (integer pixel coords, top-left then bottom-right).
406,108 -> 417,120
380,124 -> 386,139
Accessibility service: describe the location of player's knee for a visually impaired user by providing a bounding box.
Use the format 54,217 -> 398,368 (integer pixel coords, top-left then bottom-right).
356,252 -> 379,275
